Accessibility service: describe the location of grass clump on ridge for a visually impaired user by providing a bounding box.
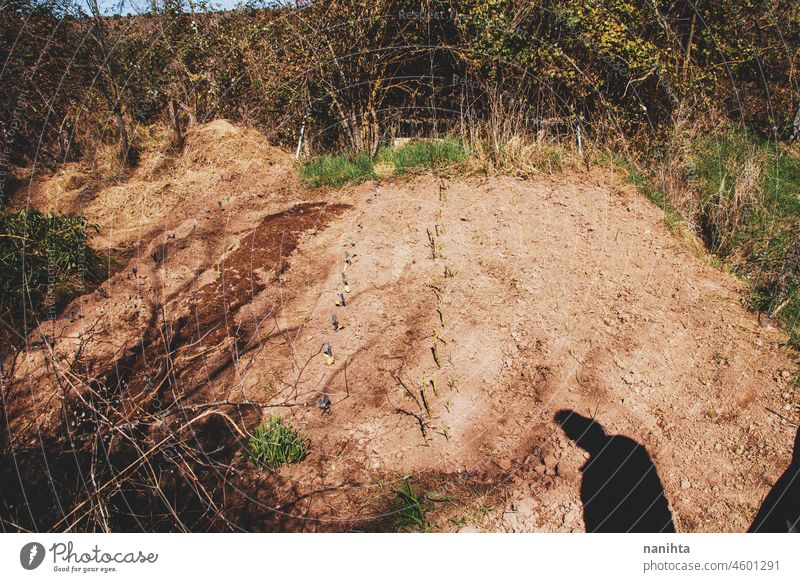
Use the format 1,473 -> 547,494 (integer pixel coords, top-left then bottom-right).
299,138 -> 468,188
378,138 -> 468,175
299,152 -> 376,187
248,415 -> 309,469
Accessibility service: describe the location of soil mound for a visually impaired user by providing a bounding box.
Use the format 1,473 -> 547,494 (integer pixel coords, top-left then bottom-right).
2,127 -> 798,532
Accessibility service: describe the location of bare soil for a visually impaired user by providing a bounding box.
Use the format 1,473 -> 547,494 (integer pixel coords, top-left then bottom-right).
3,121 -> 798,532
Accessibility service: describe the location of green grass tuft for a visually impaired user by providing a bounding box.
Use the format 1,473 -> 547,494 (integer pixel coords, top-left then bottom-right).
248,415 -> 309,468
392,477 -> 429,532
299,152 -> 376,187
300,139 -> 468,188
0,209 -> 104,322
378,138 -> 468,175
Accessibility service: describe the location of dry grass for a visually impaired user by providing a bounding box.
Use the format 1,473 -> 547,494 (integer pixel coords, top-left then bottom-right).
17,120 -> 294,247
468,135 -> 582,178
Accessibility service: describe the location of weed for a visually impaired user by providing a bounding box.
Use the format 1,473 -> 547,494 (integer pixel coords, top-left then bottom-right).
473,137 -> 573,176
392,477 -> 428,532
301,139 -> 468,188
0,209 -> 104,327
478,504 -> 495,518
449,516 -> 467,528
248,415 -> 308,469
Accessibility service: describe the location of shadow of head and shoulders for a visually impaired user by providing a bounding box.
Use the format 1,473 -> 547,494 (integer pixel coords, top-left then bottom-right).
555,409 -> 676,533
749,425 -> 800,533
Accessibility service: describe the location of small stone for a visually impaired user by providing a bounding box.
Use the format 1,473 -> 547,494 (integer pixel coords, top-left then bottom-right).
497,457 -> 513,472
681,479 -> 691,490
543,454 -> 558,468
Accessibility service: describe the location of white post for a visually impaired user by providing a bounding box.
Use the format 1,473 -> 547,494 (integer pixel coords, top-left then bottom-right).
295,116 -> 307,160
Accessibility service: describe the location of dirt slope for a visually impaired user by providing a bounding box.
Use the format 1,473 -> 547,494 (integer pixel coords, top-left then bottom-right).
4,121 -> 798,532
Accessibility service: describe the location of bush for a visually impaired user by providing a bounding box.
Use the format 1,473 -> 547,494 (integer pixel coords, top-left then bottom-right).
248,415 -> 309,468
0,209 -> 104,324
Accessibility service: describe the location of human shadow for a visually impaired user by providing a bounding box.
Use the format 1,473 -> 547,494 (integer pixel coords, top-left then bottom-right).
555,410 -> 676,532
749,425 -> 800,532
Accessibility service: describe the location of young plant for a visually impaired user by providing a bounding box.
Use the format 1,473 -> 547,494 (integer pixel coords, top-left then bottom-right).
392,477 -> 428,532
248,415 -> 309,468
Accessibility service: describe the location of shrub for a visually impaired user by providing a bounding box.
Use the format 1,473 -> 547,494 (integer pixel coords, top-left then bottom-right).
0,209 -> 104,324
248,415 -> 309,468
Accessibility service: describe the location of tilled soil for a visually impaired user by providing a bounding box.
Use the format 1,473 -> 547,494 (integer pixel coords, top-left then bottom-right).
3,125 -> 798,532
